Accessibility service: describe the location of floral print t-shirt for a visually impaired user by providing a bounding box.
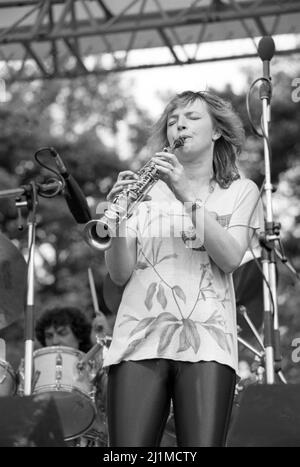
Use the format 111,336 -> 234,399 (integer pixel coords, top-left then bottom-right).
103,178 -> 264,374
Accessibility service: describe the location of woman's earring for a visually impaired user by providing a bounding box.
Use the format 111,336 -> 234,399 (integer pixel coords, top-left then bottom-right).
212,132 -> 221,142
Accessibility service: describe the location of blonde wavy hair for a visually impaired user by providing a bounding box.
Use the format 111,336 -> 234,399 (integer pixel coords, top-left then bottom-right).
148,90 -> 245,188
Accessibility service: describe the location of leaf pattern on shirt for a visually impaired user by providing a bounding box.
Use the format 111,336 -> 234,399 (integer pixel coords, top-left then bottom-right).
118,212 -> 235,362
219,286 -> 231,309
193,310 -> 233,354
205,326 -> 232,353
126,312 -> 178,338
119,312 -> 180,360
177,319 -> 201,353
157,284 -> 167,309
173,285 -> 186,304
135,261 -> 149,270
118,310 -> 233,360
157,322 -> 182,355
144,282 -> 157,310
141,249 -> 216,318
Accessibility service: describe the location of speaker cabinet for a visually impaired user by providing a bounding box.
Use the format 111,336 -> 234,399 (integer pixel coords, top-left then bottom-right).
0,394 -> 65,447
227,384 -> 300,447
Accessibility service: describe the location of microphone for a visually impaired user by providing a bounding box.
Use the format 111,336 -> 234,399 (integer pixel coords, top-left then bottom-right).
258,36 -> 275,80
49,147 -> 92,224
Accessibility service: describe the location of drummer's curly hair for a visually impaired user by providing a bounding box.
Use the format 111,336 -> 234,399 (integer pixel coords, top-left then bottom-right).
35,306 -> 92,352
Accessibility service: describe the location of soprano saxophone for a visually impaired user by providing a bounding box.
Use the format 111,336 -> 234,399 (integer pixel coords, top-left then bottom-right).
83,137 -> 185,251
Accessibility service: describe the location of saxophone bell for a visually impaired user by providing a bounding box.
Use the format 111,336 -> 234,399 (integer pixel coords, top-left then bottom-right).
83,218 -> 112,251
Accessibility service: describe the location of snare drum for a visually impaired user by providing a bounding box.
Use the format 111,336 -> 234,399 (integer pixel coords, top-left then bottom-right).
0,359 -> 16,396
28,347 -> 96,440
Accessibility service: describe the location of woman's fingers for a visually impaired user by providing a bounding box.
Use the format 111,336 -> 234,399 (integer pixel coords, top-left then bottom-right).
151,157 -> 175,178
106,179 -> 137,201
152,157 -> 174,169
117,170 -> 138,181
155,152 -> 176,162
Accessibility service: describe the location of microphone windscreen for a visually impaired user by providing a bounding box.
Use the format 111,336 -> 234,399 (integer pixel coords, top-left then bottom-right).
258,36 -> 275,61
63,174 -> 92,224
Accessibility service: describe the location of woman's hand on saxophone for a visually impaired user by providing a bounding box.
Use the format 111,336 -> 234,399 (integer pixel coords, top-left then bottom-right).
152,152 -> 194,203
106,171 -> 139,202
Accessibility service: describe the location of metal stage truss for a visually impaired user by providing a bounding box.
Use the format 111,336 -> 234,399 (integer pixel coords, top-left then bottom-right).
0,0 -> 300,81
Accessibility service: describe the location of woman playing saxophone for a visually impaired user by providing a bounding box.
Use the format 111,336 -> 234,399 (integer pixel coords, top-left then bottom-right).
101,90 -> 264,447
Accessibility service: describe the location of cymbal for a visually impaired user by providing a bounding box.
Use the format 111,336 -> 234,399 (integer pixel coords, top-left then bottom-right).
0,232 -> 27,330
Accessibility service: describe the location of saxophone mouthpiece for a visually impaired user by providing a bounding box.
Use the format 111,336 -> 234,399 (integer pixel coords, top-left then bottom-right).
173,137 -> 185,149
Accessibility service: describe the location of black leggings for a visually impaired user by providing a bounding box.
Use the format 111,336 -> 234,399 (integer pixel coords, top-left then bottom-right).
107,359 -> 236,447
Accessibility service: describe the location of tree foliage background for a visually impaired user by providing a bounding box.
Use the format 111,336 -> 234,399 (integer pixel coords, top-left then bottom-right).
1,59 -> 300,387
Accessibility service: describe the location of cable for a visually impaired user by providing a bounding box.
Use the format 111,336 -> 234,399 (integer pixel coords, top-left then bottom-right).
34,147 -> 65,198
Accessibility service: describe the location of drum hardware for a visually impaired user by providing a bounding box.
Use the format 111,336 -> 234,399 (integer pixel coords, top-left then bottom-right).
76,341 -> 103,373
87,360 -> 97,403
17,358 -> 25,395
32,370 -> 41,391
237,305 -> 287,384
0,362 -> 10,384
0,369 -> 7,385
55,352 -> 63,388
233,257 -> 295,385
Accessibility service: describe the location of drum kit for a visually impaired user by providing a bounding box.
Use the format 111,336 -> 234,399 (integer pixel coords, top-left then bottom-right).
1,342 -> 110,444
0,230 -> 111,445
18,345 -> 107,442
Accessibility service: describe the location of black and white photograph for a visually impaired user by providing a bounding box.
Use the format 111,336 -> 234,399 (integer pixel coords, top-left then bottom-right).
0,0 -> 300,452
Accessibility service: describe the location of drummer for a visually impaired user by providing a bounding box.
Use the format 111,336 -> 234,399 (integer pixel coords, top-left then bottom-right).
35,305 -> 111,447
35,306 -> 92,353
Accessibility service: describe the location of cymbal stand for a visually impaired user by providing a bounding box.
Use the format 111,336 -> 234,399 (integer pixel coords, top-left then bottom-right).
238,305 -> 287,384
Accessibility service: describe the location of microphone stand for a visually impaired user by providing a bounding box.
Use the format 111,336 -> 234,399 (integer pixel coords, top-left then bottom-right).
257,37 -> 280,384
23,182 -> 37,395
259,80 -> 278,384
0,179 -> 62,394
246,37 -> 299,384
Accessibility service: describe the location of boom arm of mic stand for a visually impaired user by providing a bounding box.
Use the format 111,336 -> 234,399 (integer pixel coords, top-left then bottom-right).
0,180 -> 63,200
